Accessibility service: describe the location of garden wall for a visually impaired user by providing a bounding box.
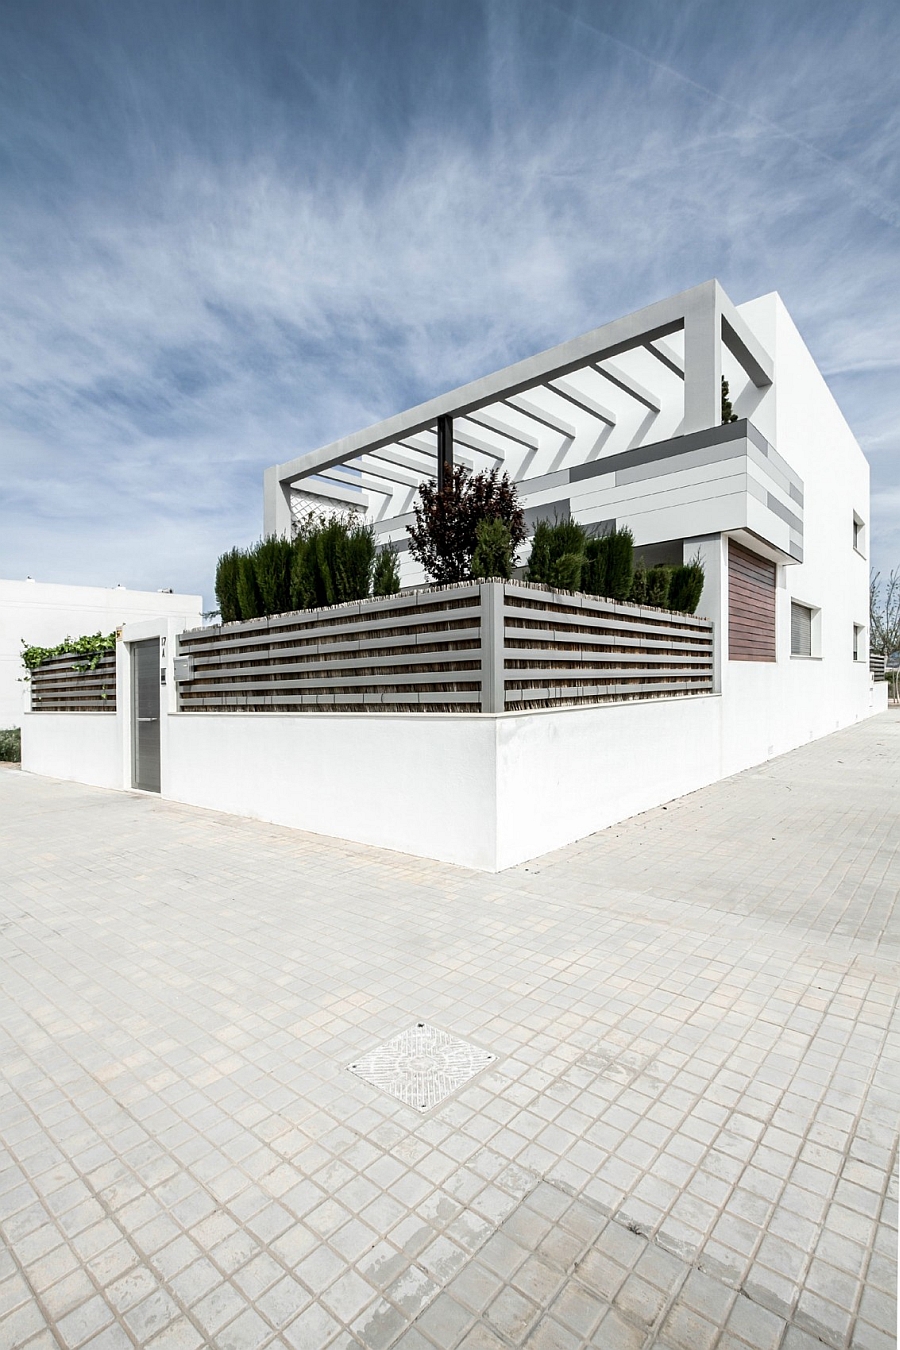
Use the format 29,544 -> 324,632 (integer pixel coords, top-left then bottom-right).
174,581 -> 714,714
20,712 -> 121,790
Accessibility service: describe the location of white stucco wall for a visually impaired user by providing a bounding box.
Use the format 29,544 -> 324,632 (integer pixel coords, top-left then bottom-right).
494,695 -> 724,870
164,712 -> 499,870
20,712 -> 121,790
19,677 -> 885,871
0,579 -> 203,728
719,294 -> 874,774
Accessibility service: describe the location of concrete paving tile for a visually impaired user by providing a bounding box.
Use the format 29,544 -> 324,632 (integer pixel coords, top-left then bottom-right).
2,717 -> 898,1350
588,1307 -> 644,1349
414,1292 -> 475,1348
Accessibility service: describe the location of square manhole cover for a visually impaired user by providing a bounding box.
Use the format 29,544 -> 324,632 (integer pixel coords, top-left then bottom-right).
348,1022 -> 496,1113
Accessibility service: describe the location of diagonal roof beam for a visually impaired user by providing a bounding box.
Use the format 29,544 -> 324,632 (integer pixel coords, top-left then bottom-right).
357,456 -> 426,490
504,396 -> 577,440
592,361 -> 661,412
453,429 -> 505,462
548,377 -> 617,426
463,410 -> 540,451
319,470 -> 394,498
367,447 -> 437,476
645,339 -> 684,379
397,437 -> 475,470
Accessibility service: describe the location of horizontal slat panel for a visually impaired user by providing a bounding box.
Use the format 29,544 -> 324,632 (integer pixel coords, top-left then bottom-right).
177,582 -> 714,714
30,650 -> 117,713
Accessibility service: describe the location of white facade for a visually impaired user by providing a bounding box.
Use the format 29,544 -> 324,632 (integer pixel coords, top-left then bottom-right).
0,579 -> 202,727
19,282 -> 887,869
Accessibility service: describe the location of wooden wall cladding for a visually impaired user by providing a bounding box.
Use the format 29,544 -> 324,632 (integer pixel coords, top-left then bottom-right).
728,540 -> 776,662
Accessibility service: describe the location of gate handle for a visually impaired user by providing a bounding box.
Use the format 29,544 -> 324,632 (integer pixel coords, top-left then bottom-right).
136,717 -> 158,722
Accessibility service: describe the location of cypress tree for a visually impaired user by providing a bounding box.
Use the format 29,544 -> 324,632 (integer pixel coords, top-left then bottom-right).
551,553 -> 583,590
236,554 -> 262,619
722,377 -> 738,424
335,521 -> 376,600
253,536 -> 294,615
215,548 -> 243,623
582,536 -> 608,596
527,518 -> 587,585
604,528 -> 634,601
472,518 -> 514,579
373,547 -> 401,596
645,565 -> 672,608
629,560 -> 648,605
668,561 -> 705,614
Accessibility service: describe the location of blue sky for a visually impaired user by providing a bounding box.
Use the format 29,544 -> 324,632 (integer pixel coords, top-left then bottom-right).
1,0 -> 898,603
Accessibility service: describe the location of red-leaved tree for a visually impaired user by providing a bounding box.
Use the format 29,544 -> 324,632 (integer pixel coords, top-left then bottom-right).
408,467 -> 526,584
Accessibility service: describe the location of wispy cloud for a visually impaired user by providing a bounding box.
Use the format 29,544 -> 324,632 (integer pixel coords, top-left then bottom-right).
1,0 -> 898,598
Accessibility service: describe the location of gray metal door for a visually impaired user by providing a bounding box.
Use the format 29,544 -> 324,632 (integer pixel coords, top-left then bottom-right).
132,639 -> 161,792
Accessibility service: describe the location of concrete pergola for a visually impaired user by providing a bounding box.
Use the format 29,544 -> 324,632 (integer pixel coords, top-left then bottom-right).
264,280 -> 773,536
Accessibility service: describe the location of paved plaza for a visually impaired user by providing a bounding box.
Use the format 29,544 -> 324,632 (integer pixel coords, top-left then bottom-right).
0,712 -> 897,1350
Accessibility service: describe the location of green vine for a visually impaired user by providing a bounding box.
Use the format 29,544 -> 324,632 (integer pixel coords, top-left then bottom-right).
21,631 -> 117,674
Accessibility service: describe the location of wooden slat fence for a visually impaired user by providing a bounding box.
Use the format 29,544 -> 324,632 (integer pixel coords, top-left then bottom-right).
176,582 -> 713,713
177,586 -> 484,713
501,583 -> 713,710
29,650 -> 117,712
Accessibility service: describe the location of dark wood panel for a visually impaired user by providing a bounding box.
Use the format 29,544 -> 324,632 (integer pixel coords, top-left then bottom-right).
728,541 -> 776,662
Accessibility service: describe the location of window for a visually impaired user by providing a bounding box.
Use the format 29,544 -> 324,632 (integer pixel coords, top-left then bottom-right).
852,513 -> 866,555
791,602 -> 813,657
853,624 -> 865,662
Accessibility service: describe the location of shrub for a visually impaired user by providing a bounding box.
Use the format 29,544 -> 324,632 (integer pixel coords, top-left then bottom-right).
252,536 -> 294,616
289,515 -> 376,608
581,536 -> 608,596
645,565 -> 672,608
604,527 -> 634,601
527,518 -> 588,587
0,728 -> 21,762
551,553 -> 583,591
215,548 -> 243,623
668,559 -> 705,614
237,554 -> 262,619
471,518 -> 514,579
408,467 -> 525,584
629,560 -> 648,605
335,521 -> 376,601
373,547 -> 401,596
722,377 -> 738,424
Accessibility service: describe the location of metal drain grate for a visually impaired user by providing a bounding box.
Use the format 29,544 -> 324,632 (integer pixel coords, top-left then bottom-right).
348,1022 -> 496,1113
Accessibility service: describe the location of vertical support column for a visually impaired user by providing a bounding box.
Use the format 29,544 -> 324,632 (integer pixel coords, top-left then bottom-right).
263,466 -> 294,539
437,415 -> 454,492
682,283 -> 722,435
685,534 -> 725,693
480,582 -> 506,714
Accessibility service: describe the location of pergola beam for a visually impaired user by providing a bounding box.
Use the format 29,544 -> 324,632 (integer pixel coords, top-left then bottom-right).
592,361 -> 661,413
548,377 -> 617,426
269,281 -> 773,497
463,410 -> 540,451
504,395 -> 576,440
645,339 -> 684,379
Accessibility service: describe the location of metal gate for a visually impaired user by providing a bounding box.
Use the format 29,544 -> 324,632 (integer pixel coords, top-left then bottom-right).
132,639 -> 161,792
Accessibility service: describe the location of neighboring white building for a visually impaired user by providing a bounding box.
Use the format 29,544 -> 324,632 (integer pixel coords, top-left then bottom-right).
0,579 -> 202,727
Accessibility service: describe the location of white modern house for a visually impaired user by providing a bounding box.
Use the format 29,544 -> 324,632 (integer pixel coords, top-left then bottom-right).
0,578 -> 202,728
21,282 -> 885,869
